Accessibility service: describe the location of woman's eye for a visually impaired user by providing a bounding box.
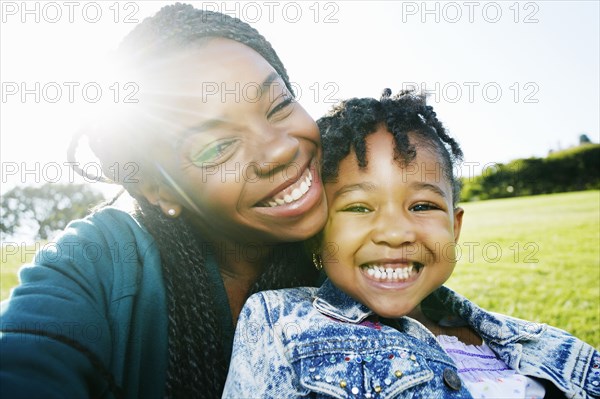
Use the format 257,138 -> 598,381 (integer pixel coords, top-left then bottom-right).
342,205 -> 372,213
267,92 -> 295,120
190,139 -> 238,165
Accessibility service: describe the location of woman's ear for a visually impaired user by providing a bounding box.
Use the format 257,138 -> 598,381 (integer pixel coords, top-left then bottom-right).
135,177 -> 183,218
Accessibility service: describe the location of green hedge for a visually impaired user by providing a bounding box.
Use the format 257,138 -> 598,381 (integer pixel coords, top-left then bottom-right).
461,144 -> 600,201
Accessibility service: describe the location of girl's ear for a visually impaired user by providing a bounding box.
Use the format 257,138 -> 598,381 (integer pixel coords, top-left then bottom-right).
303,230 -> 324,255
453,207 -> 464,242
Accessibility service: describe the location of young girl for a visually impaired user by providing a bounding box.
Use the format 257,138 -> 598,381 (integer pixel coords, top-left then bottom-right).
222,90 -> 600,398
0,4 -> 326,398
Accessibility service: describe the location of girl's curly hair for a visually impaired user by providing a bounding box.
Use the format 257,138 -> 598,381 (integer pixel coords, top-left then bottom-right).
317,88 -> 464,204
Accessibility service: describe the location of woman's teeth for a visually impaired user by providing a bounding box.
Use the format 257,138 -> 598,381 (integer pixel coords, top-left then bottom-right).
264,169 -> 313,207
363,264 -> 422,281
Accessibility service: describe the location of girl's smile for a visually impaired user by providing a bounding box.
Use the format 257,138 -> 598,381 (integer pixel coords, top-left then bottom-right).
321,127 -> 463,318
360,259 -> 423,283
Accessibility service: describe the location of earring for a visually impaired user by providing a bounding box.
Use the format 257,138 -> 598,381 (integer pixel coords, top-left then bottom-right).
167,208 -> 176,217
312,253 -> 324,271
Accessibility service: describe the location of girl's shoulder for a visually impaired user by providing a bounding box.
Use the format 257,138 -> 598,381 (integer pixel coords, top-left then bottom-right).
244,287 -> 320,320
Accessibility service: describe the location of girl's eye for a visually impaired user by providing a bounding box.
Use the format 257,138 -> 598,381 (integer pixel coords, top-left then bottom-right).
411,203 -> 439,212
267,92 -> 295,120
190,139 -> 238,166
342,205 -> 372,213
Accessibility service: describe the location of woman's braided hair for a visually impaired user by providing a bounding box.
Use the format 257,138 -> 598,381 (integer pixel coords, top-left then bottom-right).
317,88 -> 464,204
67,3 -> 316,397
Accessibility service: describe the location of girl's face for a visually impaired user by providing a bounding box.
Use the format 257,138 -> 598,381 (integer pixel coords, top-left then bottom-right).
141,38 -> 327,244
321,127 -> 463,318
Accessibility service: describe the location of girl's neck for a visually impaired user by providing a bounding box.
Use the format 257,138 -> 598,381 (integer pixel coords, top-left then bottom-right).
407,305 -> 483,346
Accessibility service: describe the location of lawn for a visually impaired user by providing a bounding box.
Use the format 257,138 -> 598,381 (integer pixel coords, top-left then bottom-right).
446,190 -> 599,349
1,191 -> 599,348
1,241 -> 40,301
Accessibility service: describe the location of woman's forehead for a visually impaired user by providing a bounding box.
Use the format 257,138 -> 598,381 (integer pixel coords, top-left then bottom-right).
139,38 -> 277,85
126,39 -> 283,136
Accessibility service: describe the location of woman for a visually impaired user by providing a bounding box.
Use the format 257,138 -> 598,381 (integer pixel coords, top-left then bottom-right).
0,4 -> 327,398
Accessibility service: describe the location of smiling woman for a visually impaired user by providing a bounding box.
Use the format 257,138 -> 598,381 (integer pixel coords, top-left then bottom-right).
111,38 -> 326,243
0,4 -> 327,398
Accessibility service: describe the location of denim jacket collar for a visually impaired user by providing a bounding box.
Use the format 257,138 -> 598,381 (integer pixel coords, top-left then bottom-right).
424,286 -> 546,346
313,279 -> 374,323
313,280 -> 545,347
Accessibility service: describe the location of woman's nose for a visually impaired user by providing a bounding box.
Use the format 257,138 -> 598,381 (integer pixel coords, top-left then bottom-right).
371,210 -> 417,247
254,128 -> 300,175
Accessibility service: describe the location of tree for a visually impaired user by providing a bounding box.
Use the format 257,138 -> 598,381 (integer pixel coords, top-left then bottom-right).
579,134 -> 592,145
1,183 -> 105,241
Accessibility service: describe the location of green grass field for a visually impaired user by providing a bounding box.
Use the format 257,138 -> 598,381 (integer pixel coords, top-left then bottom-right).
1,242 -> 40,301
446,190 -> 599,349
2,191 -> 599,348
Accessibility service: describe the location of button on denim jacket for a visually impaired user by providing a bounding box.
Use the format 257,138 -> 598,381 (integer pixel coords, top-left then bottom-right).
223,280 -> 600,398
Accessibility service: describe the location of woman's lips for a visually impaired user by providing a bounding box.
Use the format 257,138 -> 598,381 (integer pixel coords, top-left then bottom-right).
256,166 -> 313,207
252,161 -> 324,218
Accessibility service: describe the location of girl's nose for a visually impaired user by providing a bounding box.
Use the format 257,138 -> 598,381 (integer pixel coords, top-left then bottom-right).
371,210 -> 417,247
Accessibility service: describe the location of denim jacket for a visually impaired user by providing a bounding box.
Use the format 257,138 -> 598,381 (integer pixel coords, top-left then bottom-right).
223,280 -> 600,399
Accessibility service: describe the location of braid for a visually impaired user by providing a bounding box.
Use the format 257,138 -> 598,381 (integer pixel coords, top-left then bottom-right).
318,89 -> 464,204
251,243 -> 318,294
133,197 -> 226,398
132,197 -> 318,397
66,4 -> 317,395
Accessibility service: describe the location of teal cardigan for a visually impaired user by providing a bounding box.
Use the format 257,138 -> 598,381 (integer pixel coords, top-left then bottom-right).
1,208 -> 169,398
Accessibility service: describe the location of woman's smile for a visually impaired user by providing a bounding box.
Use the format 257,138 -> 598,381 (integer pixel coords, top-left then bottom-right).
149,39 -> 327,243
253,159 -> 324,218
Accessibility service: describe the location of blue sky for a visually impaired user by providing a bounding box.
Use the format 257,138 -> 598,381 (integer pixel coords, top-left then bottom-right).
1,1 -> 598,194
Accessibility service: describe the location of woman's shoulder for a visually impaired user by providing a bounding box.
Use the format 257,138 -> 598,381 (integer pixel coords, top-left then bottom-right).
11,205 -> 163,308
63,206 -> 152,244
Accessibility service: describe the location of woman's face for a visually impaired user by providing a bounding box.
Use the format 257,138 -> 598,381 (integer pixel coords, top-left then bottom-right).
140,38 -> 327,244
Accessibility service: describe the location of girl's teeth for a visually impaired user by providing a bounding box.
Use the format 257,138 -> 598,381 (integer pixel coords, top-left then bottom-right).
284,194 -> 293,204
364,264 -> 419,281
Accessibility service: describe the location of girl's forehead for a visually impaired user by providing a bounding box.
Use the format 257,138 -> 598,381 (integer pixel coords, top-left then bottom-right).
325,129 -> 452,193
351,129 -> 444,169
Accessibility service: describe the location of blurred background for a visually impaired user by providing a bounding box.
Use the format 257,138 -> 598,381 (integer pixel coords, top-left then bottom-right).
1,1 -> 598,348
